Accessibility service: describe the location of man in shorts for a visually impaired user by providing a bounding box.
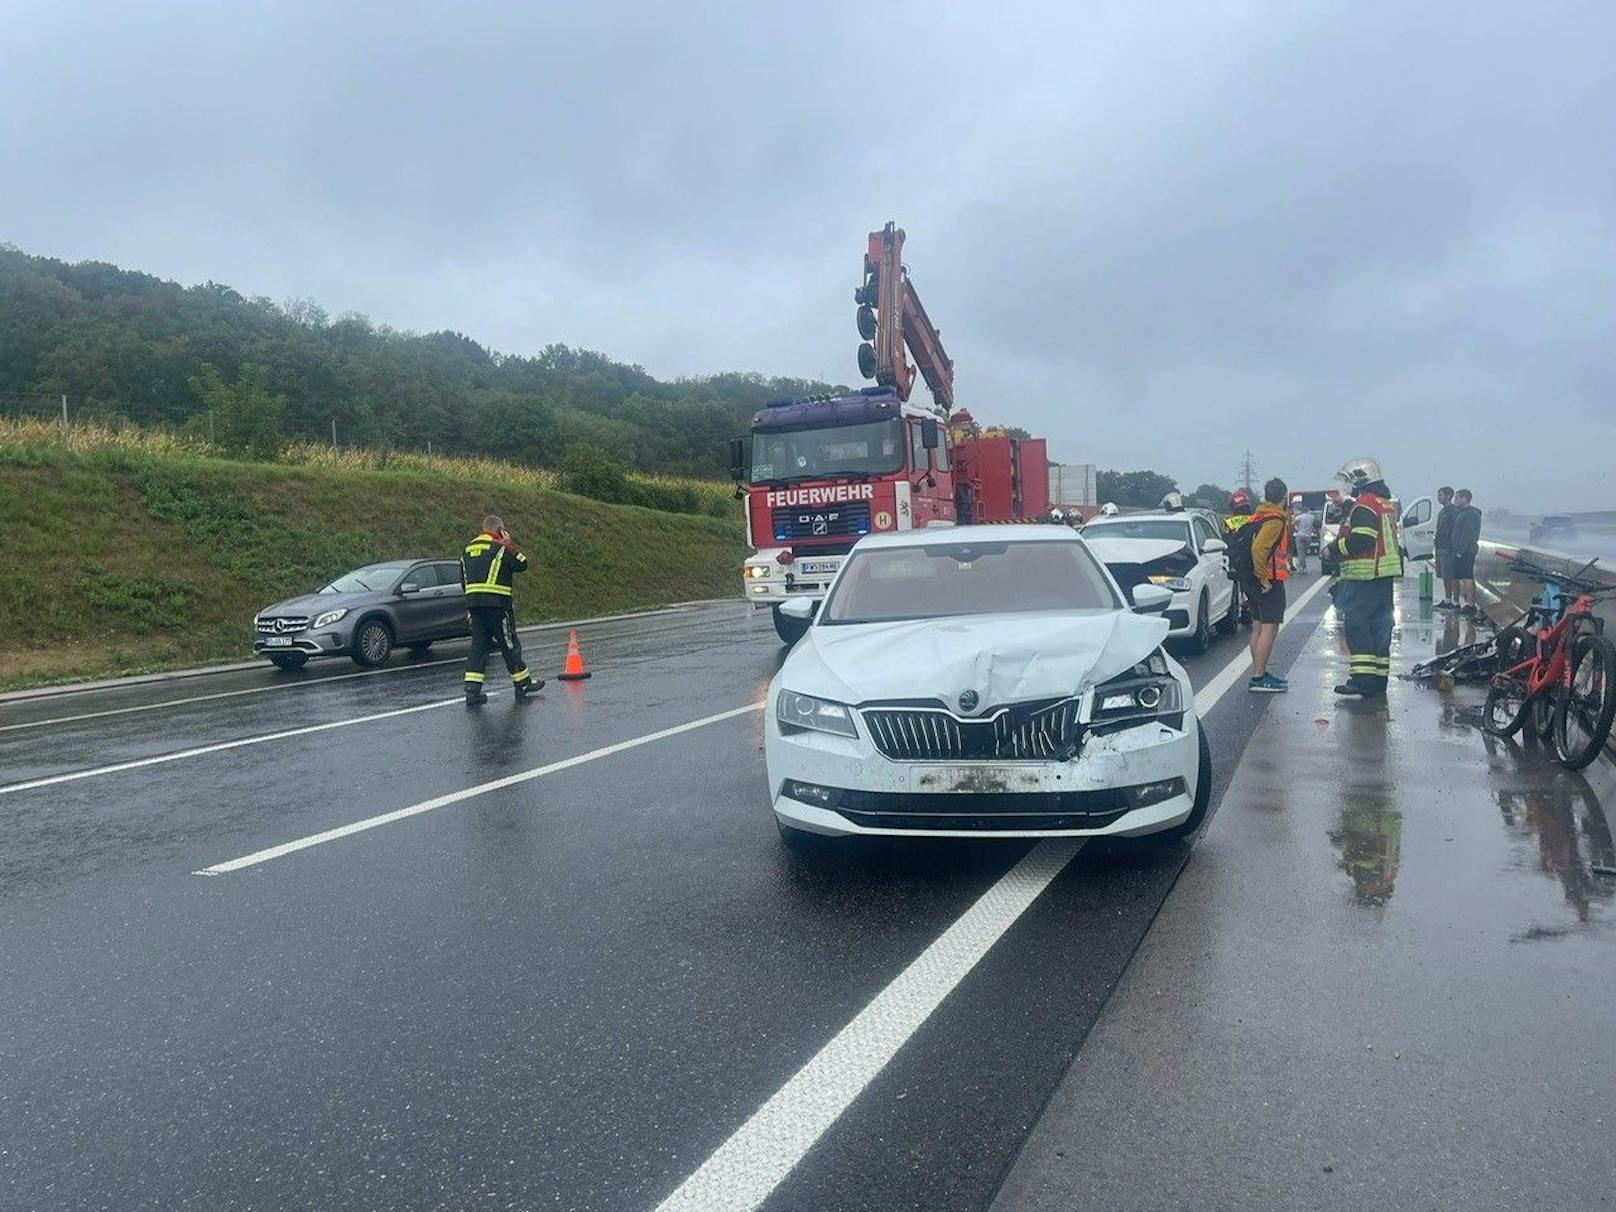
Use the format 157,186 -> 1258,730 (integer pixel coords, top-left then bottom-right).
1246,478 -> 1293,693
1432,486 -> 1457,608
1451,489 -> 1483,617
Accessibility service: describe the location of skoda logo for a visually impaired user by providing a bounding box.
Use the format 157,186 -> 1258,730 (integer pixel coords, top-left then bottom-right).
958,689 -> 980,713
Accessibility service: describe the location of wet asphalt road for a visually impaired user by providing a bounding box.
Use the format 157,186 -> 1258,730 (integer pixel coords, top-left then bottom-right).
0,587 -> 1332,1211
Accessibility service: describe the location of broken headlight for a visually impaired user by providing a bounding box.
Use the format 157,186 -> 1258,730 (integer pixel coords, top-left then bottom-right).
1091,650 -> 1182,728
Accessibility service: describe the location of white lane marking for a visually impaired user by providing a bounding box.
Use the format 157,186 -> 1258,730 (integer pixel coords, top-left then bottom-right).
1192,573 -> 1331,714
193,702 -> 764,875
0,699 -> 463,796
653,574 -> 1334,1211
653,840 -> 1083,1212
0,600 -> 742,726
0,661 -> 463,735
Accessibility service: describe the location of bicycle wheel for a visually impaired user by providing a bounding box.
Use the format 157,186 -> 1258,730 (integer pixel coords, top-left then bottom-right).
1554,633 -> 1616,770
1483,674 -> 1531,738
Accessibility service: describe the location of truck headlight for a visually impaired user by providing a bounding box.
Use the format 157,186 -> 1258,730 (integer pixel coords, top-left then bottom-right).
746,565 -> 771,579
312,608 -> 349,629
1148,574 -> 1192,592
776,690 -> 859,738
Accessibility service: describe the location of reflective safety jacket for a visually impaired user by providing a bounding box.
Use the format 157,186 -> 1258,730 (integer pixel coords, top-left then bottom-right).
1335,491 -> 1403,581
1224,513 -> 1252,533
1248,502 -> 1292,585
461,531 -> 529,608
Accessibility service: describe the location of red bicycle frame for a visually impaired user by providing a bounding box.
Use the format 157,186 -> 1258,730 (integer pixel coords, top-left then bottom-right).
1500,593 -> 1599,698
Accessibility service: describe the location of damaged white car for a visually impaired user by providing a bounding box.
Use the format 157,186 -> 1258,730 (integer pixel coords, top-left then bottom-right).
1080,512 -> 1239,653
764,526 -> 1211,849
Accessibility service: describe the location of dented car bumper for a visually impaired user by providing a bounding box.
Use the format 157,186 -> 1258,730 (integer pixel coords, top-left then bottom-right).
765,698 -> 1199,840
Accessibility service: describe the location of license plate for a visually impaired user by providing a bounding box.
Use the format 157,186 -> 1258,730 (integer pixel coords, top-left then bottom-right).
264,636 -> 294,648
799,560 -> 839,576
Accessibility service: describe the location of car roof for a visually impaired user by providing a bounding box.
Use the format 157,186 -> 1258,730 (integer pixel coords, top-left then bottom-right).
854,524 -> 1081,549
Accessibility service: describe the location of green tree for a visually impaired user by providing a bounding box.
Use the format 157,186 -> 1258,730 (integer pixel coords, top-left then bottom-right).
188,362 -> 285,459
1097,468 -> 1178,508
1190,482 -> 1234,509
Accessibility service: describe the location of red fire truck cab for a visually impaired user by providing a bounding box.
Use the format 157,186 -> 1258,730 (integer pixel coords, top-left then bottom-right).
735,389 -> 1049,642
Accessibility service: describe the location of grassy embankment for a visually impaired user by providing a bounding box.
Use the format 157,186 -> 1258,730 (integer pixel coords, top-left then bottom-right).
0,419 -> 745,689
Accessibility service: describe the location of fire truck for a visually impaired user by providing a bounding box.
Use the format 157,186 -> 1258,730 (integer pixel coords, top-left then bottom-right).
730,223 -> 1051,643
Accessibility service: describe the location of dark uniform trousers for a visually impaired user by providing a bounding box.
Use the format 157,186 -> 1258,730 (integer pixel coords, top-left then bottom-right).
1337,578 -> 1395,690
466,607 -> 528,688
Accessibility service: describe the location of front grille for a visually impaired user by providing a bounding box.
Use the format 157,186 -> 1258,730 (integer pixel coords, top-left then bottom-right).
256,616 -> 310,634
772,503 -> 871,541
863,698 -> 1084,762
834,788 -> 1130,832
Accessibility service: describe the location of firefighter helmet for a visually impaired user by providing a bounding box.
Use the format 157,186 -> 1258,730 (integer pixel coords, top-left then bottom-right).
1335,457 -> 1384,490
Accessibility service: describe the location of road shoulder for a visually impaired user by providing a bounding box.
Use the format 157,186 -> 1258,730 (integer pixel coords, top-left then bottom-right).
992,578 -> 1616,1212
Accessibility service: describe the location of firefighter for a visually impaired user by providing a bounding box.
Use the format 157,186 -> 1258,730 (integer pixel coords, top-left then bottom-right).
460,514 -> 543,706
1326,457 -> 1402,698
1224,488 -> 1254,532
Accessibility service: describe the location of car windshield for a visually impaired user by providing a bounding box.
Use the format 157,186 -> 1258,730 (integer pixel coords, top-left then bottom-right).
821,540 -> 1121,625
320,563 -> 407,593
1082,519 -> 1192,545
750,419 -> 904,482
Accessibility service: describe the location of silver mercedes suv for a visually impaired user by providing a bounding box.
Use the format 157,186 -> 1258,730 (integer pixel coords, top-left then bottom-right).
253,559 -> 470,671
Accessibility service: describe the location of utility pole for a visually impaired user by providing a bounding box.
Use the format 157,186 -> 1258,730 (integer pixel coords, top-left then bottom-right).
1239,449 -> 1256,495
426,439 -> 433,468
61,394 -> 70,449
331,417 -> 338,451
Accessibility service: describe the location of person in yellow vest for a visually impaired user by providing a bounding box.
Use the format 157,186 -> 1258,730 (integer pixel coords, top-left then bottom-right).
1245,478 -> 1292,693
460,515 -> 542,706
1224,488 -> 1253,532
1326,457 -> 1403,698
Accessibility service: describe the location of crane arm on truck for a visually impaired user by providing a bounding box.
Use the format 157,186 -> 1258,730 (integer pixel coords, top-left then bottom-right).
856,222 -> 955,413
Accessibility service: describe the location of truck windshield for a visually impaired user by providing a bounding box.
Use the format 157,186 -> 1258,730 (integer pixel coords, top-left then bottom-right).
750,419 -> 904,482
822,540 -> 1121,624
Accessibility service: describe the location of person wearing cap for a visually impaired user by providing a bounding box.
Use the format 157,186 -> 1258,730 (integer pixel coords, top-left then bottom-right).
1224,488 -> 1254,532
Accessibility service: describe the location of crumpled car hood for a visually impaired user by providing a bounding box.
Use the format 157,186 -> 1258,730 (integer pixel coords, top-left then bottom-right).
784,610 -> 1170,712
1082,537 -> 1189,565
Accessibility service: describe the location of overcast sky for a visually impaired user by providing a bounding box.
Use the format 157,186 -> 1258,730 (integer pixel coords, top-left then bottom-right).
4,1 -> 1613,509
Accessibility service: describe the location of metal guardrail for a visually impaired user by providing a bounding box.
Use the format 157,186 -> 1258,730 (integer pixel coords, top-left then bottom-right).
1476,539 -> 1616,633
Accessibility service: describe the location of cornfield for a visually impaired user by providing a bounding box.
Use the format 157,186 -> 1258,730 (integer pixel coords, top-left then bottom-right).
0,417 -> 735,518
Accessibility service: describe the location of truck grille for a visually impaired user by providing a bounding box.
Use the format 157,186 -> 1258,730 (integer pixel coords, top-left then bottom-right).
772,503 -> 871,542
862,697 -> 1084,762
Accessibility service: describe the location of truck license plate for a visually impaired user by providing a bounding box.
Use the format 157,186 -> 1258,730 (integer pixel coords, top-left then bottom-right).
799,560 -> 838,576
264,636 -> 294,648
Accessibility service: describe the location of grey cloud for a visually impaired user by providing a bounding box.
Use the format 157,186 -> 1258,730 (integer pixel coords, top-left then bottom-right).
2,0 -> 1613,507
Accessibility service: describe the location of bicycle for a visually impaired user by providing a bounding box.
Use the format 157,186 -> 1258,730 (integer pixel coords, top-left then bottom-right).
1483,558 -> 1616,770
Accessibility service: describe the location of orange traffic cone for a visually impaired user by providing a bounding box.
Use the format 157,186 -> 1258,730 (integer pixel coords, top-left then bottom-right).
558,628 -> 591,681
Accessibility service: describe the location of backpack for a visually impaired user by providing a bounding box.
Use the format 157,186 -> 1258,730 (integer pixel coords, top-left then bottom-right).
1224,513 -> 1279,586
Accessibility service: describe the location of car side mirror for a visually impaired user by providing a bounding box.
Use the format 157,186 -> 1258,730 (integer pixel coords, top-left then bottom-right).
398,582 -> 420,595
778,598 -> 817,621
1131,584 -> 1172,614
1202,538 -> 1227,554
728,436 -> 747,483
920,418 -> 940,450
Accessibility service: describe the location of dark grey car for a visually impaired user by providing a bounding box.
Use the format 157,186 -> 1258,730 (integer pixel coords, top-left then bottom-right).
253,559 -> 470,671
